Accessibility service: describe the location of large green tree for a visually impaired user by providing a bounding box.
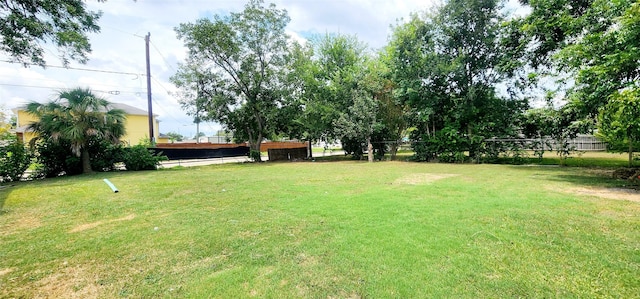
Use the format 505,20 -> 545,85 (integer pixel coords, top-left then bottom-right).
516,0 -> 636,118
516,0 -> 640,161
26,88 -> 126,174
388,0 -> 525,162
598,88 -> 640,167
0,0 -> 104,66
289,33 -> 382,159
174,0 -> 292,161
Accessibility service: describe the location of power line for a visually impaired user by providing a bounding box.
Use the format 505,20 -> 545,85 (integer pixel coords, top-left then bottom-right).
0,82 -> 124,95
0,60 -> 146,77
150,40 -> 177,73
151,76 -> 175,95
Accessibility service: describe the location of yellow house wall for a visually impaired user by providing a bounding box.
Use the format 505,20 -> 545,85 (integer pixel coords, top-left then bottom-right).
15,109 -> 160,146
121,114 -> 160,146
16,110 -> 38,127
15,110 -> 39,144
156,136 -> 170,144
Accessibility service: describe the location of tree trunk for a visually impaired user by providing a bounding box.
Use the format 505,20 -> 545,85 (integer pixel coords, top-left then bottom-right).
367,137 -> 374,163
467,123 -> 477,162
307,140 -> 313,158
81,148 -> 93,174
629,140 -> 634,167
390,142 -> 398,161
249,132 -> 263,162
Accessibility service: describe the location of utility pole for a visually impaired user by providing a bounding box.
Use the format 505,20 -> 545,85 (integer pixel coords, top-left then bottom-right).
145,32 -> 155,144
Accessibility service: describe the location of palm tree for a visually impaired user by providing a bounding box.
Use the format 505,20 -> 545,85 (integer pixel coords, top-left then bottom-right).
26,88 -> 126,174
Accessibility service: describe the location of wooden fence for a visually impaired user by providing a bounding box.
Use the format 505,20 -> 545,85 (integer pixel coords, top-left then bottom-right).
268,147 -> 308,161
156,141 -> 308,152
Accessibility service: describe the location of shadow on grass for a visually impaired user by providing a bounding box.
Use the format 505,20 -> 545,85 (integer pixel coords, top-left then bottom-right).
0,184 -> 14,214
510,165 -> 628,189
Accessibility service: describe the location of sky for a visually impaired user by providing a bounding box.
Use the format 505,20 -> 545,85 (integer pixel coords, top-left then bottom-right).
0,0 -> 524,139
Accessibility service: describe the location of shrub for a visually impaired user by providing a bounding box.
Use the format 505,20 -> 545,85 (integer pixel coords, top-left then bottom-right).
32,138 -> 82,178
0,136 -> 32,182
32,136 -> 123,178
122,145 -> 167,171
341,137 -> 364,160
249,150 -> 262,162
412,127 -> 468,163
89,139 -> 125,172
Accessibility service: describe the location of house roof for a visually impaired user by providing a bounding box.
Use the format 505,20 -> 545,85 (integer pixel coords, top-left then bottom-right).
107,102 -> 152,116
14,101 -> 156,117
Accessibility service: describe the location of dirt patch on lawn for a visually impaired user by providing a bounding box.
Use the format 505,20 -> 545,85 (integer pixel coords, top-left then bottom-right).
69,214 -> 135,233
33,265 -> 101,299
0,213 -> 42,236
0,268 -> 14,276
394,173 -> 459,185
565,187 -> 640,202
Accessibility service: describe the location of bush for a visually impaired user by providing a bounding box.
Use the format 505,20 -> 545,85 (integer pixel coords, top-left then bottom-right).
0,137 -> 32,182
122,145 -> 167,171
32,138 -> 82,178
341,137 -> 364,160
412,127 -> 468,163
89,139 -> 125,172
32,136 -> 123,178
249,150 -> 262,162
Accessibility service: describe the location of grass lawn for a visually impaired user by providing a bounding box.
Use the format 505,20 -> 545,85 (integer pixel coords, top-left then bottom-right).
1,160 -> 639,297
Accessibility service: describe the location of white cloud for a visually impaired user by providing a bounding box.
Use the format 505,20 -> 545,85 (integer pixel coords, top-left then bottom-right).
0,0 -> 437,137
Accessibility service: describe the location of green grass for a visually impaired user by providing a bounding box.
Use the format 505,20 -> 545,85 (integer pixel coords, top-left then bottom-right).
1,160 -> 639,297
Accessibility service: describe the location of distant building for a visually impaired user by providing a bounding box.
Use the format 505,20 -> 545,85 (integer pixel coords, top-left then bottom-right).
12,102 -> 162,146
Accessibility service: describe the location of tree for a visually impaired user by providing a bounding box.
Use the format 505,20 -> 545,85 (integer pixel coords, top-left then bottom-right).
174,0 -> 292,161
164,131 -> 184,143
170,62 -> 212,143
520,105 -> 589,165
334,91 -> 379,162
515,0 -> 637,122
598,88 -> 640,167
0,105 -> 11,136
288,33 -> 372,159
0,0 -> 105,66
0,136 -> 32,182
26,88 -> 126,174
387,0 -> 525,162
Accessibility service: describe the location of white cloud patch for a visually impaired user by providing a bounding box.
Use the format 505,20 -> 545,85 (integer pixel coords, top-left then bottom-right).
0,0 -> 436,136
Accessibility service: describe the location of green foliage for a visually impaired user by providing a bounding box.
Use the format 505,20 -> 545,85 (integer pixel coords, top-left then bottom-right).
411,127 -> 468,163
288,33 -> 403,162
517,0 -> 638,135
0,0 -> 103,66
248,150 -> 262,162
0,106 -> 11,136
341,137 -> 365,160
387,0 -> 526,163
174,0 -> 292,161
32,138 -> 82,178
26,88 -> 126,173
165,132 -> 184,143
121,145 -> 167,171
0,136 -> 32,182
32,136 -> 125,178
598,88 -> 640,166
89,139 -> 125,172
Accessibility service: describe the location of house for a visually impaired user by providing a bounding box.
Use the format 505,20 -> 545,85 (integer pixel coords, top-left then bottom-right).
13,102 -> 163,146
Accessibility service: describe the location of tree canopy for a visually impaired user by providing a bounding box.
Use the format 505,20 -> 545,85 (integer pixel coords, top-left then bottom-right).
0,0 -> 105,66
26,88 -> 126,173
169,0 -> 640,163
174,0 -> 292,161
